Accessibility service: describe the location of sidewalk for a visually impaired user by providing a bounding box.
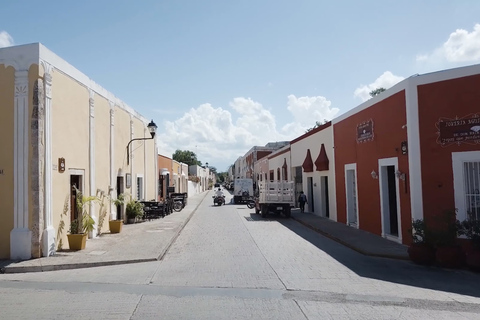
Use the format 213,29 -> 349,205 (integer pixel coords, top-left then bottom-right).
0,192 -> 209,274
1,193 -> 409,274
291,209 -> 409,260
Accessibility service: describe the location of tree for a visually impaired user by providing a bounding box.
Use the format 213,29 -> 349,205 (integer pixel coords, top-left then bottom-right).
216,172 -> 228,182
305,119 -> 328,133
208,166 -> 217,174
172,150 -> 201,166
369,87 -> 386,97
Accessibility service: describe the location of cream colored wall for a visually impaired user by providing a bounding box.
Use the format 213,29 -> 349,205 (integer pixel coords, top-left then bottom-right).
268,150 -> 291,181
94,95 -> 112,233
144,135 -> 156,200
113,107 -> 131,201
50,70 -> 91,249
290,127 -> 337,220
131,117 -> 150,200
0,65 -> 15,259
172,161 -> 180,192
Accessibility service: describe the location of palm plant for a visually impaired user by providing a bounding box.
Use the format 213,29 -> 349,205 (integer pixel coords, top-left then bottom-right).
70,187 -> 98,234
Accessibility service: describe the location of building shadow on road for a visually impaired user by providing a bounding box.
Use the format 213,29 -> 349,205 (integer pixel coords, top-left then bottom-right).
273,214 -> 480,298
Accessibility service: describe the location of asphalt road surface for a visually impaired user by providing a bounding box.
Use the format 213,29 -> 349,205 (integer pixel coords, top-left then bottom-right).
1,191 -> 480,319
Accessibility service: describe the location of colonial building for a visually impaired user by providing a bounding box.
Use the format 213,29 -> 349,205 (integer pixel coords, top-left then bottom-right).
290,122 -> 337,220
333,64 -> 480,245
0,43 -> 158,260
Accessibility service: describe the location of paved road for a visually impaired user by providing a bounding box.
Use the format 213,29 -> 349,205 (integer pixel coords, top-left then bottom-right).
1,190 -> 480,319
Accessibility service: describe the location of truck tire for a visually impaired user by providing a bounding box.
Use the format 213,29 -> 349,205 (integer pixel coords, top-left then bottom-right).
261,204 -> 268,218
283,205 -> 291,218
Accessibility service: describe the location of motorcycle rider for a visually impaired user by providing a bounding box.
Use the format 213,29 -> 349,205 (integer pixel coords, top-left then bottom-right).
215,187 -> 224,198
214,187 -> 225,204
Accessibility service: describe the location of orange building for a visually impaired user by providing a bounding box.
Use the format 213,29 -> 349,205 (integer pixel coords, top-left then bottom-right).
333,64 -> 480,245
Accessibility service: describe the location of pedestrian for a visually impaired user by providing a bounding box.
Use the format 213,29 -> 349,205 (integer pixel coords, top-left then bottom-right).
298,191 -> 307,213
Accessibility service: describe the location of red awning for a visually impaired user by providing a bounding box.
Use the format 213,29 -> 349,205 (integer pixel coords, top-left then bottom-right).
315,144 -> 329,171
302,149 -> 314,172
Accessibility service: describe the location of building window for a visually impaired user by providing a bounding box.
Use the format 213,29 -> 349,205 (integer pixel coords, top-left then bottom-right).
464,161 -> 480,220
453,151 -> 480,221
137,176 -> 144,200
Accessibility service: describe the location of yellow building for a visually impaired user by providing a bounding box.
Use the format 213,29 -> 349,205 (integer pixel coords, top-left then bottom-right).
0,43 -> 158,260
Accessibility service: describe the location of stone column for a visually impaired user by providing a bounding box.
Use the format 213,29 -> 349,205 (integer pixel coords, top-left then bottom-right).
88,91 -> 97,238
10,70 -> 32,260
144,127 -> 147,199
130,117 -> 134,196
109,103 -> 116,220
41,66 -> 56,256
31,79 -> 45,258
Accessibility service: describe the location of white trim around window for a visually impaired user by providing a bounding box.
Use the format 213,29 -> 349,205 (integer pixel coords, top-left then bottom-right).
453,151 -> 480,221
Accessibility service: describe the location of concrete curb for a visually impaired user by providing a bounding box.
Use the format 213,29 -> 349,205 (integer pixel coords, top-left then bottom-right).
291,217 -> 410,261
1,192 -> 209,274
156,191 -> 208,261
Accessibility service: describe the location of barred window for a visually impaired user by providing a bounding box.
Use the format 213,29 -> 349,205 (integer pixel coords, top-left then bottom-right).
464,162 -> 480,220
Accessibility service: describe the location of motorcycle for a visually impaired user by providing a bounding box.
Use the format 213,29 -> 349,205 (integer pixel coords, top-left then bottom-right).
212,195 -> 225,206
246,197 -> 256,209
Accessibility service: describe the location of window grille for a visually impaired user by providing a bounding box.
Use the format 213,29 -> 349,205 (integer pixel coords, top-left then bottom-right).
137,177 -> 144,200
464,162 -> 480,220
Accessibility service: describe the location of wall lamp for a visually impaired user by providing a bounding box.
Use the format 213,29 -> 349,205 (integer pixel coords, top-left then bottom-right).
396,170 -> 406,181
126,119 -> 157,165
371,170 -> 378,179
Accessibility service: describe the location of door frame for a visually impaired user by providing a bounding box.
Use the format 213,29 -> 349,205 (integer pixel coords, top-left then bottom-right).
320,175 -> 330,218
69,169 -> 85,222
344,163 -> 359,228
378,157 -> 402,243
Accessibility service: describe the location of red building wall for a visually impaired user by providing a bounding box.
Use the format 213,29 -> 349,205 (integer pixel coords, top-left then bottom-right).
334,91 -> 411,240
417,74 -> 480,223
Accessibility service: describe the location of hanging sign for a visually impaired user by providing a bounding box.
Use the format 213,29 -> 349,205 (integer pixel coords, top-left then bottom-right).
436,113 -> 480,146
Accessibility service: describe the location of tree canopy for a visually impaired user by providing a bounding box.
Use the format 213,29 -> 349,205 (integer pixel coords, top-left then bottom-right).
305,119 -> 328,133
172,150 -> 201,166
369,87 -> 386,97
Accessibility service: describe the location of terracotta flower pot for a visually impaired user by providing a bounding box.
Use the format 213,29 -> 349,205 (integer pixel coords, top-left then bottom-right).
109,220 -> 123,233
435,245 -> 464,269
407,243 -> 436,265
67,233 -> 87,250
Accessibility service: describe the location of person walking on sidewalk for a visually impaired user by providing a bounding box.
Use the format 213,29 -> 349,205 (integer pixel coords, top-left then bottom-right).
298,191 -> 307,213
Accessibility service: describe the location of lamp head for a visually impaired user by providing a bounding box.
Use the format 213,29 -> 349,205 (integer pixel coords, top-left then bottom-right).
147,120 -> 157,138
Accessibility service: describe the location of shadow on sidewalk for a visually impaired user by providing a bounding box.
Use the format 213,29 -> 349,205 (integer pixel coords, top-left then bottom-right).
248,211 -> 480,299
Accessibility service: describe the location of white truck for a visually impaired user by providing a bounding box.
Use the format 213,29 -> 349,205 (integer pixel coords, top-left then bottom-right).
233,178 -> 254,204
255,181 -> 295,218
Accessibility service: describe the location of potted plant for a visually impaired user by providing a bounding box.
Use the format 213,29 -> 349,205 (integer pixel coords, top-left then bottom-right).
431,209 -> 464,269
67,188 -> 97,250
109,192 -> 125,233
407,219 -> 436,265
126,199 -> 144,224
459,212 -> 480,271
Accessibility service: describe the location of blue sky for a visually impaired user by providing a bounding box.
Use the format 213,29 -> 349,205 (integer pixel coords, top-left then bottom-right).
1,1 -> 480,171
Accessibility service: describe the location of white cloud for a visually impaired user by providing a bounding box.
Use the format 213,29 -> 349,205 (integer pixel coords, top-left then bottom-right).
354,71 -> 405,102
0,31 -> 14,48
156,95 -> 340,171
416,24 -> 480,64
282,95 -> 339,136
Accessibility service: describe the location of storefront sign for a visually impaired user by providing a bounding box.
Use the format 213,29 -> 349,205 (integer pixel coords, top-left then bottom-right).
436,114 -> 480,146
357,119 -> 374,143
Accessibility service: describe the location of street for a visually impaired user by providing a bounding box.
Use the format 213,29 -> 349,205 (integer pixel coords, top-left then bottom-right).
1,191 -> 480,319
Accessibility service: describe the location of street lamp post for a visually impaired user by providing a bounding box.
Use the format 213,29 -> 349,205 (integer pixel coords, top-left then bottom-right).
126,120 -> 157,165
